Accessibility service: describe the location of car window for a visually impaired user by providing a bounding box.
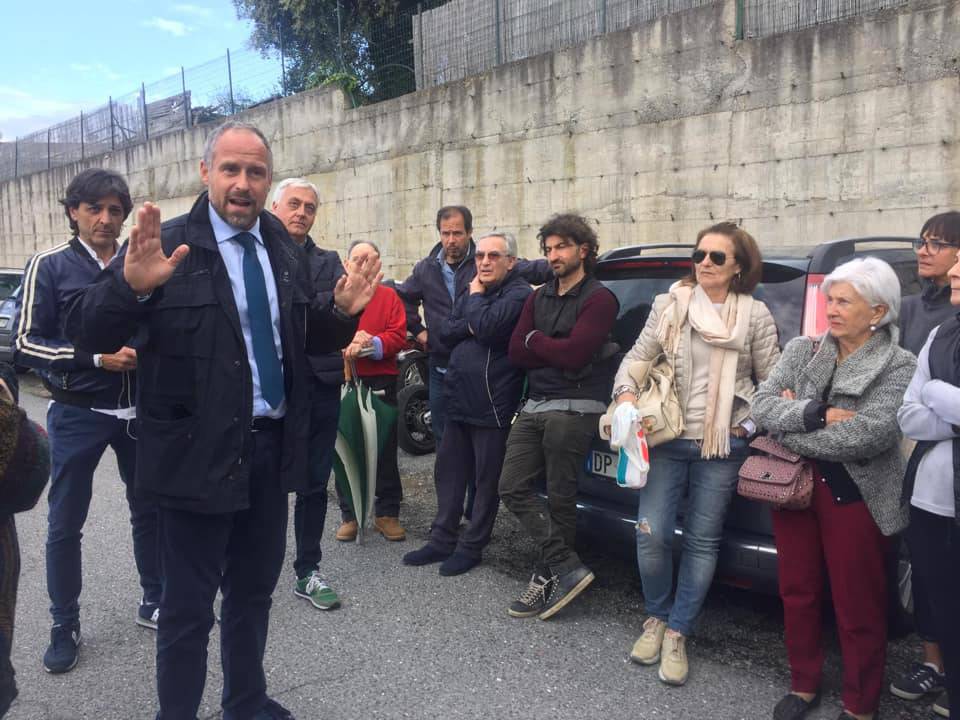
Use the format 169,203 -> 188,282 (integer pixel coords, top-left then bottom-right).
0,275 -> 21,301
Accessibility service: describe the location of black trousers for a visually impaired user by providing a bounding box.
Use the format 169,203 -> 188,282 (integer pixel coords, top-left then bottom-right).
428,420 -> 509,559
293,381 -> 340,579
155,426 -> 287,720
908,506 -> 960,710
338,375 -> 403,521
498,410 -> 598,574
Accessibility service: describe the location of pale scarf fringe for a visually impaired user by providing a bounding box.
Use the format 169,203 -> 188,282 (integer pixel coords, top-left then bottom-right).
656,282 -> 754,459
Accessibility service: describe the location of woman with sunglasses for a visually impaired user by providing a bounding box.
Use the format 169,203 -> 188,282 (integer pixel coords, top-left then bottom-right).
752,257 -> 916,720
612,221 -> 780,686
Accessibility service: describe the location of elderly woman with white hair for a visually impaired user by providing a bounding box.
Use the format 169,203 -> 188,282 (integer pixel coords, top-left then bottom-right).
751,257 -> 917,720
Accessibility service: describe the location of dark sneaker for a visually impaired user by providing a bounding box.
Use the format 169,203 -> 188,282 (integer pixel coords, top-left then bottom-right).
538,565 -> 595,620
294,572 -> 341,610
933,690 -> 950,718
253,697 -> 295,719
136,601 -> 160,630
402,545 -> 450,566
889,662 -> 945,700
508,570 -> 555,618
773,692 -> 820,720
43,623 -> 81,674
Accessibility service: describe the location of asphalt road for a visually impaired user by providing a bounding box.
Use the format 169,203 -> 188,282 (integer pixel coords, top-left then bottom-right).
4,375 -> 936,719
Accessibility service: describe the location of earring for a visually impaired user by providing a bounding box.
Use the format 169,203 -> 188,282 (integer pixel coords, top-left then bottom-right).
870,324 -> 877,332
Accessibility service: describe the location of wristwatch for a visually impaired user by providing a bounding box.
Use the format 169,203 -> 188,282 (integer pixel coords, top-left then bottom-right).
612,385 -> 635,401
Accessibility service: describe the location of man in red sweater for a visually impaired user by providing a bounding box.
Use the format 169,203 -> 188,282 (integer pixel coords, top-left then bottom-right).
338,241 -> 409,540
500,213 -> 618,620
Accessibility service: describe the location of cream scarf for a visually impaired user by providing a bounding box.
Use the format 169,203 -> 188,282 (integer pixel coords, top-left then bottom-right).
656,282 -> 754,459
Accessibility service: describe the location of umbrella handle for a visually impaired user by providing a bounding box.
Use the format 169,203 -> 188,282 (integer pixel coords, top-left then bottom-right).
343,357 -> 353,382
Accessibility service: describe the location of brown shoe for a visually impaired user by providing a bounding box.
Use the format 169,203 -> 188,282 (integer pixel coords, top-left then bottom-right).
335,520 -> 358,542
374,516 -> 406,541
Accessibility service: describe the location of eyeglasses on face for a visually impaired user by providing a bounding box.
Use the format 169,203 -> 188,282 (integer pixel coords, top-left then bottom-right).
913,237 -> 960,254
692,249 -> 728,266
475,251 -> 509,261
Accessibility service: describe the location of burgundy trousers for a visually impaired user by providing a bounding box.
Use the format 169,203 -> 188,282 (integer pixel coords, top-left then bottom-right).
772,476 -> 891,715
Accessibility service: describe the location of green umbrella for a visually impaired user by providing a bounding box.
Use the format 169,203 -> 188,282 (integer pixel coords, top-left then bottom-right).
332,364 -> 398,542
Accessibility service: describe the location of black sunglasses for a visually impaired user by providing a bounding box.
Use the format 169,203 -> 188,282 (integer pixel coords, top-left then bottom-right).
692,249 -> 728,266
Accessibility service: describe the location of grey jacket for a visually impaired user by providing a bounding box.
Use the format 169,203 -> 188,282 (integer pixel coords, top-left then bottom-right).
613,292 -> 781,428
751,327 -> 917,535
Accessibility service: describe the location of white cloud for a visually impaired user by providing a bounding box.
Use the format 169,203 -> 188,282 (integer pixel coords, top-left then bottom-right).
69,62 -> 124,83
142,17 -> 192,36
0,87 -> 88,138
173,3 -> 212,18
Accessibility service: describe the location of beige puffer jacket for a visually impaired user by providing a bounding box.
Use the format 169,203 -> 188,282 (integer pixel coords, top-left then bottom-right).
612,292 -> 781,428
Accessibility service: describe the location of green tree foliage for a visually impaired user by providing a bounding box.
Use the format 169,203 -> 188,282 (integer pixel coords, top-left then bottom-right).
233,0 -> 446,105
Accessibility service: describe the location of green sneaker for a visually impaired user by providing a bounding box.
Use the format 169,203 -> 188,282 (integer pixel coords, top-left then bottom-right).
294,572 -> 341,610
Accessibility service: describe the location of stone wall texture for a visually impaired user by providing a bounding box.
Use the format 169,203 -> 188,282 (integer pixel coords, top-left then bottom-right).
1,0 -> 957,277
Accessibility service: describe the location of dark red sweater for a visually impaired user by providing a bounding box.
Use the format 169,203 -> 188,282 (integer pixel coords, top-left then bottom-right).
355,285 -> 408,377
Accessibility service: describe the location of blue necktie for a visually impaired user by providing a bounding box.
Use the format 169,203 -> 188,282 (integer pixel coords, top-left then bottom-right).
231,232 -> 284,410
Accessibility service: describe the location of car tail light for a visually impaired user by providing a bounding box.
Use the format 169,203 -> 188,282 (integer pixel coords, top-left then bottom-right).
801,273 -> 828,337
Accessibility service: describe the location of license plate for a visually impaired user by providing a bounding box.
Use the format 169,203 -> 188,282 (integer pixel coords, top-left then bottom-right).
586,449 -> 618,480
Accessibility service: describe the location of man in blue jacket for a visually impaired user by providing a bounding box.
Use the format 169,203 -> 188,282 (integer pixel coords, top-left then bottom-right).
397,207 -> 550,516
15,168 -> 161,674
402,233 -> 531,576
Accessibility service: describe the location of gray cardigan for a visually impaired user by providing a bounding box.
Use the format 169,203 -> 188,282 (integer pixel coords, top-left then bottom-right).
751,326 -> 917,535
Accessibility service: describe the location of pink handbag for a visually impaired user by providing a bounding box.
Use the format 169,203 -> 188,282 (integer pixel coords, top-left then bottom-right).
736,435 -> 813,510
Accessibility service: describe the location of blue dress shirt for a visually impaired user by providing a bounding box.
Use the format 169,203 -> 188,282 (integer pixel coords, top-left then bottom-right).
209,205 -> 286,419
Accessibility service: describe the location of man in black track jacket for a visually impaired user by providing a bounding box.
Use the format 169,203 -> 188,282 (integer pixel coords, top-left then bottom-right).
15,168 -> 161,675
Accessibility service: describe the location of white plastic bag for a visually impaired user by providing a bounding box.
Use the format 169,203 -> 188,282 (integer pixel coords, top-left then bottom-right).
608,403 -> 650,489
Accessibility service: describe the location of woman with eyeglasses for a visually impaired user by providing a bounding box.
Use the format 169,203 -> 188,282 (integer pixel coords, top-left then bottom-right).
752,257 -> 916,720
611,221 -> 780,686
889,211 -> 960,719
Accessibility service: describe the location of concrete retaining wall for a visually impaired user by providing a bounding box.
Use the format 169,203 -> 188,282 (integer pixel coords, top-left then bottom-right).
1,0 -> 957,277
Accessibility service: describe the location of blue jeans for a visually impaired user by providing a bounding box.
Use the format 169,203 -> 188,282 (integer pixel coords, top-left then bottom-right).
634,437 -> 747,636
46,402 -> 160,626
428,358 -> 448,446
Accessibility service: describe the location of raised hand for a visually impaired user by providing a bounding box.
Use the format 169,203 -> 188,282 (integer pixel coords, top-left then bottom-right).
124,202 -> 190,295
333,252 -> 382,317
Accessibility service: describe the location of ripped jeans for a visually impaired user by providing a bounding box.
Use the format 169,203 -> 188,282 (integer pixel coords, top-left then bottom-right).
634,437 -> 747,636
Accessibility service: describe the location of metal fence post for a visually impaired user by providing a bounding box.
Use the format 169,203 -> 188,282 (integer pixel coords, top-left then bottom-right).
80,112 -> 85,159
600,0 -> 607,34
13,139 -> 17,178
142,82 -> 150,140
109,96 -> 116,151
494,0 -> 503,65
47,129 -> 51,169
336,0 -> 345,70
735,0 -> 745,39
181,67 -> 190,128
278,22 -> 287,95
226,49 -> 236,115
417,3 -> 425,89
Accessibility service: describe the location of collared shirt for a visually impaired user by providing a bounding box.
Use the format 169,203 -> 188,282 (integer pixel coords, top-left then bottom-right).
209,205 -> 286,419
76,238 -> 137,421
438,251 -> 457,301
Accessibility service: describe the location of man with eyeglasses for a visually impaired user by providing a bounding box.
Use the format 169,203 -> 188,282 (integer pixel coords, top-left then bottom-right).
498,213 -> 619,620
889,211 -> 960,719
402,233 -> 532,576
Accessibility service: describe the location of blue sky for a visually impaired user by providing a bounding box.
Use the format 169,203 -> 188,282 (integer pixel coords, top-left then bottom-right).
0,0 -> 264,140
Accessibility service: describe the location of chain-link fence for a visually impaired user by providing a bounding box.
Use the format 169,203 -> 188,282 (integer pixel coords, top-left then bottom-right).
413,0 -> 719,89
0,0 -> 915,182
0,46 -> 283,182
741,0 -> 909,37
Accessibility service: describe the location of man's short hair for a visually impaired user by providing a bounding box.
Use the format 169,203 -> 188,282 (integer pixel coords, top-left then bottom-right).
435,206 -> 472,233
272,177 -> 320,207
537,213 -> 599,274
477,232 -> 518,257
59,168 -> 132,235
203,120 -> 273,173
347,239 -> 381,257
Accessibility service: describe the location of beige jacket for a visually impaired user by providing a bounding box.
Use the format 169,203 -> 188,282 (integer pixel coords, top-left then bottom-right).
613,292 -> 781,428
